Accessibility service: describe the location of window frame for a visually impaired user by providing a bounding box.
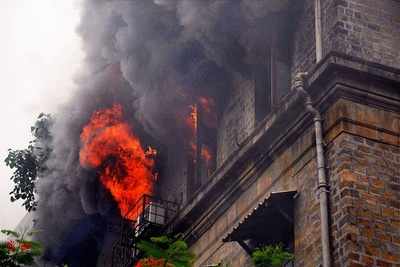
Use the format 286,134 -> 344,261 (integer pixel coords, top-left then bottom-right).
255,28 -> 292,124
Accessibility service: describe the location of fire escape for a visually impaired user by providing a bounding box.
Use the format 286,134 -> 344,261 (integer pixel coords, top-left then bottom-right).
110,195 -> 179,267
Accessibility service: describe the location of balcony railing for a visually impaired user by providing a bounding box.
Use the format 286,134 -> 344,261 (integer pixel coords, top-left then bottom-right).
110,195 -> 179,267
130,195 -> 179,237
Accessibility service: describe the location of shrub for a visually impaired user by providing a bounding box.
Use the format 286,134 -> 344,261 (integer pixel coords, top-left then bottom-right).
136,235 -> 195,267
0,229 -> 42,267
251,244 -> 294,267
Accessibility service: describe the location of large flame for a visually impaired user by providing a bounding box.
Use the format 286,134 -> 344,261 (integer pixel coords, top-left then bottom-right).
79,104 -> 156,220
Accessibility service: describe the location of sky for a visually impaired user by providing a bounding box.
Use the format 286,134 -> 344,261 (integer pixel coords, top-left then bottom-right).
0,0 -> 83,230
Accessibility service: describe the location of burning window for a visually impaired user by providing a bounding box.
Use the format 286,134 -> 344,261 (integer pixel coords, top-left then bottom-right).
186,96 -> 218,197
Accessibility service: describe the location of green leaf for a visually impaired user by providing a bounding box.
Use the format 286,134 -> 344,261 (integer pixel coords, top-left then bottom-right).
251,244 -> 294,267
150,235 -> 172,245
4,113 -> 53,212
137,235 -> 195,267
137,240 -> 168,259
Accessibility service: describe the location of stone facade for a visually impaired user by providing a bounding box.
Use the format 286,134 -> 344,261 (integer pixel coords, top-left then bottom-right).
217,77 -> 255,168
169,1 -> 400,267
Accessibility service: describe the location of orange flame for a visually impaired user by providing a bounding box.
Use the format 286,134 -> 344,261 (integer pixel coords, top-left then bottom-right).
79,104 -> 156,220
185,104 -> 198,161
201,146 -> 212,163
198,96 -> 217,128
185,104 -> 198,136
184,98 -> 217,164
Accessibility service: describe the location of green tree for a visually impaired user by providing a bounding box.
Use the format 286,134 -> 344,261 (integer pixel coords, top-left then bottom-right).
0,229 -> 42,267
4,113 -> 53,212
4,148 -> 37,211
251,245 -> 294,267
137,235 -> 195,267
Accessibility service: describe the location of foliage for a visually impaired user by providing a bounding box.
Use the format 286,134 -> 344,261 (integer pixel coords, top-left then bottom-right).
4,147 -> 38,211
4,113 -> 53,212
136,235 -> 195,267
30,113 -> 53,166
0,229 -> 42,267
251,245 -> 294,267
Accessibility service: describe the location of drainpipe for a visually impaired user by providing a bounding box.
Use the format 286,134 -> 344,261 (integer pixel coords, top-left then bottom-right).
293,73 -> 332,267
314,0 -> 323,62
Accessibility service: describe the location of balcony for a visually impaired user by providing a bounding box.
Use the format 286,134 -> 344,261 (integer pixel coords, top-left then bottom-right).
111,195 -> 179,267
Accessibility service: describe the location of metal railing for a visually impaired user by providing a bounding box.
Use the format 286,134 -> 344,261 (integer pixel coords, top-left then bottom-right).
110,195 -> 179,267
131,195 -> 179,237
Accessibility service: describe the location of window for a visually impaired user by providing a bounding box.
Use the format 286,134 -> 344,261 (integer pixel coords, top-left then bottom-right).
186,97 -> 218,198
272,45 -> 291,103
255,15 -> 292,123
255,46 -> 272,122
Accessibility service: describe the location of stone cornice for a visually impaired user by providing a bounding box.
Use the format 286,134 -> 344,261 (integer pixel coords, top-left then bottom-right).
169,52 -> 400,243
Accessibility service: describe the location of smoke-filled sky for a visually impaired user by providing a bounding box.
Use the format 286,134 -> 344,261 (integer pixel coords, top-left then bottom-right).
0,0 -> 83,230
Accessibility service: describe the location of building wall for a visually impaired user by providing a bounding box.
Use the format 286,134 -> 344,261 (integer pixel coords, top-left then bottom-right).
190,97 -> 400,267
217,76 -> 255,168
291,0 -> 400,71
167,0 -> 400,209
216,0 -> 318,169
180,1 -> 400,266
331,0 -> 400,69
191,116 -> 320,266
326,100 -> 400,266
291,0 -> 317,80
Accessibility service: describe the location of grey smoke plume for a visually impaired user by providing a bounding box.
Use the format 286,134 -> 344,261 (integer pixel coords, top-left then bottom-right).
76,0 -> 290,139
34,0 -> 290,260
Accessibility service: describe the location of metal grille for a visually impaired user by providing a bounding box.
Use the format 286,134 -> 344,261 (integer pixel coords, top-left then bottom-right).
111,195 -> 178,267
133,195 -> 178,236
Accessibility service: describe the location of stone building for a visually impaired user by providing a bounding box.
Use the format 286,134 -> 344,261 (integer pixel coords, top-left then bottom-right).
161,0 -> 400,266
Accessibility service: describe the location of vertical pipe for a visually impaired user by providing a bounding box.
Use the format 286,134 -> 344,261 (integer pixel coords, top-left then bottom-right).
313,115 -> 332,267
314,0 -> 323,62
293,73 -> 332,267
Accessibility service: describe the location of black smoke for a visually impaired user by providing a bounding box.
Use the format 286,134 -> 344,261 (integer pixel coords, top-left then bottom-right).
76,0 -> 290,140
33,0 -> 290,265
